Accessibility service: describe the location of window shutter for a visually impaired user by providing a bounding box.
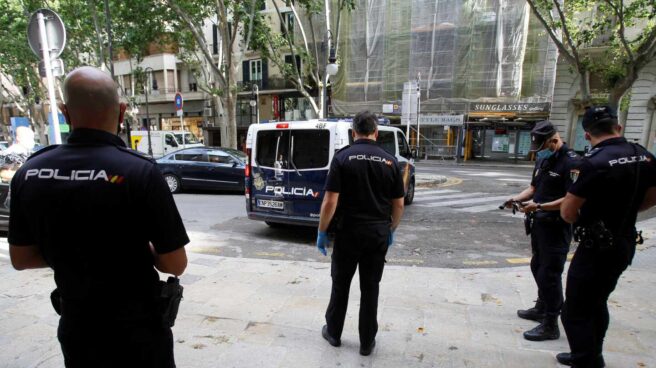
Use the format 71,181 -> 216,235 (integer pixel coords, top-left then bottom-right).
262,59 -> 268,89
243,60 -> 250,83
212,25 -> 218,55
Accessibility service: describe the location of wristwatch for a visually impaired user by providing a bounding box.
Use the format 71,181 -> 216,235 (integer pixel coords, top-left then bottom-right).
536,203 -> 542,211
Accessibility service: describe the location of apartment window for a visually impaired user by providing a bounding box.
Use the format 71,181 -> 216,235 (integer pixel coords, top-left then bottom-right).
281,12 -> 294,42
189,71 -> 198,92
250,59 -> 262,81
284,55 -> 302,73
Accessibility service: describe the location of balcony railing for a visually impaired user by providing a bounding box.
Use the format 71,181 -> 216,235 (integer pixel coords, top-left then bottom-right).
238,77 -> 297,91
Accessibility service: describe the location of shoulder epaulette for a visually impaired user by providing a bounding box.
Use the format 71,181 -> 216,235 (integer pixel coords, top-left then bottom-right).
26,145 -> 59,161
115,146 -> 156,164
335,145 -> 351,154
566,150 -> 580,159
585,147 -> 603,158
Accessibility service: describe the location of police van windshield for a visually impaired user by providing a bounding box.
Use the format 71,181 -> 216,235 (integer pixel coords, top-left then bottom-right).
256,129 -> 329,170
348,129 -> 396,156
173,132 -> 199,145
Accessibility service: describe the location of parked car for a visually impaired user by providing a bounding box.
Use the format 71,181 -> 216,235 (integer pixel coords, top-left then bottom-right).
156,147 -> 247,193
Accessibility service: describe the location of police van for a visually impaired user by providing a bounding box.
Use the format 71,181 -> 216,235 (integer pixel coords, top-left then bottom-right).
245,119 -> 416,227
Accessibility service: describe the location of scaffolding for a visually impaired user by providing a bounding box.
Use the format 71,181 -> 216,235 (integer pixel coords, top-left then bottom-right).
332,0 -> 558,116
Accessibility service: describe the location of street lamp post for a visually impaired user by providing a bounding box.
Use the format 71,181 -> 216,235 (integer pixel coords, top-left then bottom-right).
250,83 -> 259,124
143,67 -> 158,156
324,30 -> 339,119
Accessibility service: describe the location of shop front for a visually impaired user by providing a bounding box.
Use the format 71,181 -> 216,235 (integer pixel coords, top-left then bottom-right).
465,102 -> 551,161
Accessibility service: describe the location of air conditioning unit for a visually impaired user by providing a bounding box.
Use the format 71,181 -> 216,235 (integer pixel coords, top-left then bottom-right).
204,107 -> 212,117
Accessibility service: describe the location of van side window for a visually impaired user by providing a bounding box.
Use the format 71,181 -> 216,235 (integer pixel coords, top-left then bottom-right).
256,131 -> 290,168
165,134 -> 178,147
291,130 -> 329,169
397,132 -> 411,158
377,131 -> 396,156
348,129 -> 396,156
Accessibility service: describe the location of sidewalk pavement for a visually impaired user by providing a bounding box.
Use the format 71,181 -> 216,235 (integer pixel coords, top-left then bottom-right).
1,238 -> 655,367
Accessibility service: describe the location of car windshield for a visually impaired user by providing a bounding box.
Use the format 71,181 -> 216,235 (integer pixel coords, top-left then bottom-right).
174,132 -> 199,145
222,148 -> 247,162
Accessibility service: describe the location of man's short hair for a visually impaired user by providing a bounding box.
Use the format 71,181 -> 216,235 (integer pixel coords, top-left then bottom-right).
582,105 -> 618,136
353,111 -> 378,135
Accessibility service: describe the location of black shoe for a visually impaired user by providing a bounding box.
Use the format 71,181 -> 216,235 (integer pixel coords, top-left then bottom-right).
322,325 -> 341,347
523,317 -> 560,341
556,352 -> 605,367
557,352 -> 573,366
359,339 -> 376,356
517,306 -> 545,322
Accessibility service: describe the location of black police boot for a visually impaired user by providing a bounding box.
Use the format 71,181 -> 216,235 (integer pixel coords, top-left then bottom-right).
556,352 -> 606,367
517,300 -> 545,322
322,325 -> 341,347
359,339 -> 376,356
523,316 -> 559,341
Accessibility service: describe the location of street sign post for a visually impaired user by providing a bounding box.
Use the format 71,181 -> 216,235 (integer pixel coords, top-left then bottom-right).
27,9 -> 66,145
174,93 -> 185,148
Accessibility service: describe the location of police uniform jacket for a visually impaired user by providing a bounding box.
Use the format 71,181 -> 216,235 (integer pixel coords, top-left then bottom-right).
325,139 -> 405,224
8,128 -> 189,304
568,137 -> 656,235
531,144 -> 579,219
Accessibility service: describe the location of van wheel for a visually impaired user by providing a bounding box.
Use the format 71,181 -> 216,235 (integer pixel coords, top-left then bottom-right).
164,174 -> 181,193
404,178 -> 415,205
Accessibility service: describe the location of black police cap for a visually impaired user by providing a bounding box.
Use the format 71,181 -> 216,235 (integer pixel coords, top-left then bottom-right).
530,120 -> 557,151
582,105 -> 618,131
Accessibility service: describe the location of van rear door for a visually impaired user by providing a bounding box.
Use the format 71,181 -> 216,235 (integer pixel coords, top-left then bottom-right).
249,124 -> 333,225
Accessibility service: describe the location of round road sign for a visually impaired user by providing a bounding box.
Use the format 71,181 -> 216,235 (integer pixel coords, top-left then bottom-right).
174,93 -> 183,110
27,9 -> 67,60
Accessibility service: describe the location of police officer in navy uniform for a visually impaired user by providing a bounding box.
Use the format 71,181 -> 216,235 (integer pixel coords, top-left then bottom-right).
9,67 -> 189,368
506,120 -> 579,341
316,111 -> 405,356
558,106 -> 656,367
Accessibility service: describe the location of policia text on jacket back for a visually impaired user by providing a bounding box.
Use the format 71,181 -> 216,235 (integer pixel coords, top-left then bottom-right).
315,111 -> 405,356
8,67 -> 189,368
505,120 -> 579,342
558,105 -> 656,368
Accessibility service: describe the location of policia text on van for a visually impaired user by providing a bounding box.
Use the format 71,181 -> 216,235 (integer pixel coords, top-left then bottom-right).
244,120 -> 416,227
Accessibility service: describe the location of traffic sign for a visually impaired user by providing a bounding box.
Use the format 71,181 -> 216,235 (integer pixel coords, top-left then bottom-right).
174,93 -> 183,110
27,9 -> 66,60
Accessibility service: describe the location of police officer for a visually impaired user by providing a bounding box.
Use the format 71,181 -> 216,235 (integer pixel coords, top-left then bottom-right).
558,106 -> 656,367
9,66 -> 189,368
316,111 -> 405,356
506,120 -> 579,341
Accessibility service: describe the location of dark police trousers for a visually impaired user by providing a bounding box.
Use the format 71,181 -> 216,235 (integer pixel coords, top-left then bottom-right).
57,298 -> 175,368
562,237 -> 634,367
325,222 -> 389,346
530,215 -> 571,317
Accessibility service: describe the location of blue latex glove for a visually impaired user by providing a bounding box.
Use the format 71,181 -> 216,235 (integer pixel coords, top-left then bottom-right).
388,230 -> 395,247
316,230 -> 328,256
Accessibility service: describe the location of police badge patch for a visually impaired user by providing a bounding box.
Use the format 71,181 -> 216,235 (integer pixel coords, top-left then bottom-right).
570,169 -> 580,183
253,173 -> 265,190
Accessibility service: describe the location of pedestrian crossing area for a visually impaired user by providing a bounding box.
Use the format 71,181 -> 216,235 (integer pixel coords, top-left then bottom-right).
450,169 -> 532,183
411,169 -> 533,216
414,188 -> 523,217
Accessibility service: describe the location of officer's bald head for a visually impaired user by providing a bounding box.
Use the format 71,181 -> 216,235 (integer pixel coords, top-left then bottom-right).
61,66 -> 126,133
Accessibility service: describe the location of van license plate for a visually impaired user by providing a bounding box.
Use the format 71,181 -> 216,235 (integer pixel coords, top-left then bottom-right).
257,199 -> 284,210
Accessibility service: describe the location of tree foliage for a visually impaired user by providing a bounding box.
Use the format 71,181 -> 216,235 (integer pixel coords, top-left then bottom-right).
0,0 -> 174,142
527,0 -> 656,109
